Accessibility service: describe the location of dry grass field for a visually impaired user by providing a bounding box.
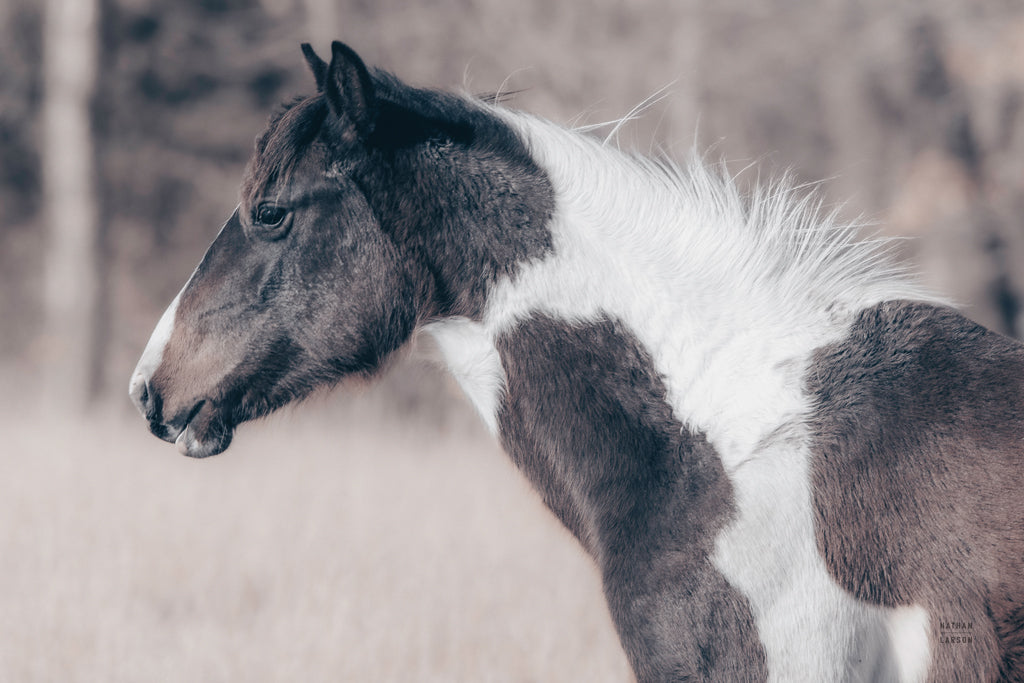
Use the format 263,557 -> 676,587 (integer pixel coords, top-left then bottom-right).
0,378 -> 633,682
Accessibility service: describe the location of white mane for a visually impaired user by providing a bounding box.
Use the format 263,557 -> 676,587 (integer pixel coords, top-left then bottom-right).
511,109 -> 942,321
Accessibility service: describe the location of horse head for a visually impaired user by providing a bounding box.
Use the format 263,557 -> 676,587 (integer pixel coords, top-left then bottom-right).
129,42 -> 551,457
129,43 -> 428,457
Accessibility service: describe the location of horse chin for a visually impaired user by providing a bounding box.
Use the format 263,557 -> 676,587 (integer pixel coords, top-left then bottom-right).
175,424 -> 233,458
174,402 -> 234,458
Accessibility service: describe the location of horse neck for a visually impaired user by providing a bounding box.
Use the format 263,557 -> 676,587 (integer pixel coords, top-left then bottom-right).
477,111 -> 940,463
364,97 -> 556,322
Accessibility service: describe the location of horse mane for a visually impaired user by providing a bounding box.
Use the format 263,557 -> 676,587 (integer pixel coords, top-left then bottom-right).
489,108 -> 945,320
644,152 -> 937,308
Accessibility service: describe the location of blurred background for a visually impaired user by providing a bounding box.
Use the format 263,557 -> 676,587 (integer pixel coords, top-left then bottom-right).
1,0 -> 1022,681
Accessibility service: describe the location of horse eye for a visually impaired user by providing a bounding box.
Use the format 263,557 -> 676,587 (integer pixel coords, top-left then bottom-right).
255,204 -> 288,227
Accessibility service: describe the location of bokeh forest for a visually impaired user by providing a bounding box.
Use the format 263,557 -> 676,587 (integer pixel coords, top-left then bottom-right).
1,1 -> 1022,681
3,0 -> 1024,406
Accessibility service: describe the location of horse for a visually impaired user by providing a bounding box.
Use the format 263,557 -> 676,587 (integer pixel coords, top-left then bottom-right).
128,42 -> 1023,682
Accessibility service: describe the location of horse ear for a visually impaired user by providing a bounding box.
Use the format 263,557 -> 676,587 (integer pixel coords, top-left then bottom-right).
301,43 -> 328,92
323,41 -> 377,141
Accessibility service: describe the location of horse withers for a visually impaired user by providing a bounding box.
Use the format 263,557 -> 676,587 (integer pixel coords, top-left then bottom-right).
129,42 -> 1024,682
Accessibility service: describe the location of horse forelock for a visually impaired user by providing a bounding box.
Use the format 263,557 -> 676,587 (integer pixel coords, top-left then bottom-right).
243,95 -> 329,209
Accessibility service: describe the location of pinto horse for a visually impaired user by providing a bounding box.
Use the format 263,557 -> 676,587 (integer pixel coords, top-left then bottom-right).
129,42 -> 1023,682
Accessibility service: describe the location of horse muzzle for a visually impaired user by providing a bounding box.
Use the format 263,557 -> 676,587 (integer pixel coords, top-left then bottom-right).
129,372 -> 233,458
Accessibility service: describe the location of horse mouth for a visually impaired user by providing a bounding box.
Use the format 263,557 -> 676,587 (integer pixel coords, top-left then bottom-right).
150,400 -> 234,458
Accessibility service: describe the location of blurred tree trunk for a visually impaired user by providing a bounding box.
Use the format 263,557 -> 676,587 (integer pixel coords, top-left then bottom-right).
41,0 -> 101,409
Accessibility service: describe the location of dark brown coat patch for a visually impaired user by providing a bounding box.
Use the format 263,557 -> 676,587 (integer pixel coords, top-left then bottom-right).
497,314 -> 768,682
808,301 -> 1024,681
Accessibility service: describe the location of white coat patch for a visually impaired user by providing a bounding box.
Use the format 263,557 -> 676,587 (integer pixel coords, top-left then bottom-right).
888,605 -> 932,683
419,318 -> 505,434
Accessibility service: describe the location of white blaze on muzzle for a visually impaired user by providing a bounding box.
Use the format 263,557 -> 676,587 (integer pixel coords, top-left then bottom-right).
128,290 -> 181,408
